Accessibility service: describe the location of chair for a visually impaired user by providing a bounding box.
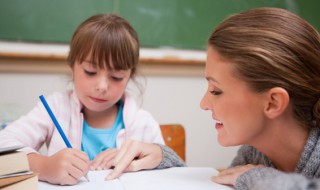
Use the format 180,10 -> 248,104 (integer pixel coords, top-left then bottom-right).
160,124 -> 186,161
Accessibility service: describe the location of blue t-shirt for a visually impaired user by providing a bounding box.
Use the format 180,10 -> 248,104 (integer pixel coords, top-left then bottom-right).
81,102 -> 124,160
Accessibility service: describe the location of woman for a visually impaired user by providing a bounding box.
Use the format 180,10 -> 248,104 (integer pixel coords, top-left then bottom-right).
106,7 -> 320,190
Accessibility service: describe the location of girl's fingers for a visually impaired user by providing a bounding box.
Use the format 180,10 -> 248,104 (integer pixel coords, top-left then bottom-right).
113,141 -> 131,164
91,149 -> 118,170
73,149 -> 90,164
100,149 -> 118,169
67,163 -> 86,180
107,151 -> 139,179
126,154 -> 158,172
105,141 -> 162,181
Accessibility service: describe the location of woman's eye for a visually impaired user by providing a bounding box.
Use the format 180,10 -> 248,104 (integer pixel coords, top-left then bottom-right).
84,70 -> 96,76
210,90 -> 222,96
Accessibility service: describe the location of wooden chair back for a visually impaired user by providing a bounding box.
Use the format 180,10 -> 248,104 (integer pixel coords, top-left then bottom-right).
160,124 -> 186,161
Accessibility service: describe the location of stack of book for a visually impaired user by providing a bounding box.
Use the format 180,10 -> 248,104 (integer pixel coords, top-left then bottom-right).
0,145 -> 38,190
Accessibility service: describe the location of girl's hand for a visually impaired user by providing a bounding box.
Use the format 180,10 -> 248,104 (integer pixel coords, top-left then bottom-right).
90,148 -> 119,170
28,148 -> 90,185
212,164 -> 265,186
105,140 -> 163,180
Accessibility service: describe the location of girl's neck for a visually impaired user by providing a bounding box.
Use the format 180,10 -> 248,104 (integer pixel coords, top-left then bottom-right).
83,104 -> 119,129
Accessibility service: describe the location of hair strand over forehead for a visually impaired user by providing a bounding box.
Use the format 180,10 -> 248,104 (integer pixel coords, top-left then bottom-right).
68,14 -> 140,78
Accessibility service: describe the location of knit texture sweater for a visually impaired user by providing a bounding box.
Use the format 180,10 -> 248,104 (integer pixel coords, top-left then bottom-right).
233,127 -> 320,190
157,127 -> 320,189
156,144 -> 186,169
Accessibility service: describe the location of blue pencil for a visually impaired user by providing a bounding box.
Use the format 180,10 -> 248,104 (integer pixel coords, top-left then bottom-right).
39,95 -> 72,148
39,95 -> 90,181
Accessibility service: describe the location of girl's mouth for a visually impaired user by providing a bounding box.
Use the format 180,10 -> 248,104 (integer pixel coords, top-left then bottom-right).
90,97 -> 107,103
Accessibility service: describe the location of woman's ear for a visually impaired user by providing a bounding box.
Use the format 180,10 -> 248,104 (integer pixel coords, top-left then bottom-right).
264,87 -> 289,119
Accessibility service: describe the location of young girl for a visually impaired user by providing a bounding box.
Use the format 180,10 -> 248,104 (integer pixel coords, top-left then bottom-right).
105,8 -> 320,190
0,14 -> 164,185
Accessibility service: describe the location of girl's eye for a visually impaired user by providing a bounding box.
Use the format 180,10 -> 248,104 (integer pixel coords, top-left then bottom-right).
84,70 -> 96,76
210,90 -> 222,96
111,76 -> 123,81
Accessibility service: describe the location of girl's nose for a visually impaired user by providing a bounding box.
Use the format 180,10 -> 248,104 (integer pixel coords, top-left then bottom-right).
95,77 -> 108,93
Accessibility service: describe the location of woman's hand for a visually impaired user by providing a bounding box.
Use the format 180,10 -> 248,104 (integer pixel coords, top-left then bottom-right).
28,148 -> 90,185
212,164 -> 265,186
105,140 -> 163,180
90,148 -> 119,170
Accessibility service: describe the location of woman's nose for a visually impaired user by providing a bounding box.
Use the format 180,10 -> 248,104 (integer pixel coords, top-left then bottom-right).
200,92 -> 210,110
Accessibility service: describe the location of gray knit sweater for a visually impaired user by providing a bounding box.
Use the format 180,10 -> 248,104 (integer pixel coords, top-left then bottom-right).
157,127 -> 320,190
233,127 -> 320,190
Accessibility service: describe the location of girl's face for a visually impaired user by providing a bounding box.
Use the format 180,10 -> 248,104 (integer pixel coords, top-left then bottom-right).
72,58 -> 131,114
201,47 -> 268,147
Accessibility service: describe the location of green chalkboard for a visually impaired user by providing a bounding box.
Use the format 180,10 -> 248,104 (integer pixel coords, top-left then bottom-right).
0,0 -> 319,50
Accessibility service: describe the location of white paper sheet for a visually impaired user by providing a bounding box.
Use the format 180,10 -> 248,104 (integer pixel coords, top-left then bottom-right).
120,167 -> 233,190
39,174 -> 123,190
39,167 -> 234,190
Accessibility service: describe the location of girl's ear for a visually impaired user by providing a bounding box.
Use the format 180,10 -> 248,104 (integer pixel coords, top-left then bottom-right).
263,87 -> 289,119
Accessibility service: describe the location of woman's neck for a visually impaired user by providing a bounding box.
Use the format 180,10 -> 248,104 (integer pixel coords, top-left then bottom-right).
252,118 -> 310,172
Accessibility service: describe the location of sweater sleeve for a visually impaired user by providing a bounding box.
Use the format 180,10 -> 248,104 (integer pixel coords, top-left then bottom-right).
236,167 -> 320,190
155,144 -> 186,169
230,145 -> 273,168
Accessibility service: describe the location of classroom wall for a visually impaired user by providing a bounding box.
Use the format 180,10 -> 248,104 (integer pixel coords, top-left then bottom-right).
0,71 -> 239,168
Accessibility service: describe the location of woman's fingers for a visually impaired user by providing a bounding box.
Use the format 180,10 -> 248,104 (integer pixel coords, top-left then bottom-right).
212,164 -> 265,186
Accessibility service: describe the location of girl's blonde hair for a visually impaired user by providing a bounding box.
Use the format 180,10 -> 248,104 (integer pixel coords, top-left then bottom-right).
209,7 -> 320,128
68,14 -> 139,78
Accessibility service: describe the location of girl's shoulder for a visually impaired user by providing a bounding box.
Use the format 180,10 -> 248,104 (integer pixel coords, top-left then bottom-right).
45,90 -> 77,101
43,90 -> 80,110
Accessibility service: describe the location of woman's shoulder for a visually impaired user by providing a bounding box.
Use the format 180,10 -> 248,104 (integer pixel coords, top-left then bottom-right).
232,145 -> 272,167
238,145 -> 267,159
237,145 -> 258,154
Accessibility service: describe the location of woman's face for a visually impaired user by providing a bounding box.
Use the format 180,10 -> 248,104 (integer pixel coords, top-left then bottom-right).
201,47 -> 268,147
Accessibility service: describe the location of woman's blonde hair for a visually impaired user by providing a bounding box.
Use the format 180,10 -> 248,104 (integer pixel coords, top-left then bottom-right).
68,14 -> 139,78
209,7 -> 320,128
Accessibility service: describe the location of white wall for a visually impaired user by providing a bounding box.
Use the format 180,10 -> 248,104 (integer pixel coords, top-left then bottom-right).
0,72 -> 238,168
